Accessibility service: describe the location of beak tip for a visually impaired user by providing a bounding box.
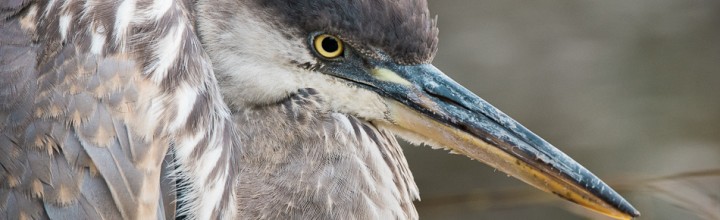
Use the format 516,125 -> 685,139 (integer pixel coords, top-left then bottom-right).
627,205 -> 641,218
621,204 -> 641,219
606,190 -> 640,219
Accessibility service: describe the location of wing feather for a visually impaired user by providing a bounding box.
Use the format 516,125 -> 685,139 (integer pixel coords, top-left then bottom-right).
1,0 -> 240,219
43,194 -> 104,220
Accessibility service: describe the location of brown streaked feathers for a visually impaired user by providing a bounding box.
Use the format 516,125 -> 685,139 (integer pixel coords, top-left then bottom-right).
1,0 -> 239,219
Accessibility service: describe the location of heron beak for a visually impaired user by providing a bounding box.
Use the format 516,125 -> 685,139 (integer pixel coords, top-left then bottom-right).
360,64 -> 640,219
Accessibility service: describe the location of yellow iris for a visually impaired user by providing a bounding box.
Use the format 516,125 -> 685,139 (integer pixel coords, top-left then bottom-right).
313,34 -> 344,58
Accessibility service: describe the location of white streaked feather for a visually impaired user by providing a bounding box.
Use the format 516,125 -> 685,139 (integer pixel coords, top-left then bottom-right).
114,0 -> 136,50
354,119 -> 405,211
198,170 -> 229,220
173,134 -> 203,164
43,0 -> 58,17
196,146 -> 223,184
332,113 -> 354,134
150,23 -> 184,83
152,0 -> 173,20
168,83 -> 198,131
58,14 -> 71,41
90,24 -> 106,55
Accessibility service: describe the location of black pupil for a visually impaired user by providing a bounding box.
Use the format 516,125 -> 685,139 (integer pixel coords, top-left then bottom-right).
321,37 -> 339,53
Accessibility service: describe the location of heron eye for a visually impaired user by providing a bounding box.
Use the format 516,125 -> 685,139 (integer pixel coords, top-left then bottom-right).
313,34 -> 344,59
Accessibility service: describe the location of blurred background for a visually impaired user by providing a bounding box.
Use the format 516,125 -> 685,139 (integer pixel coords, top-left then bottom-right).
407,0 -> 720,219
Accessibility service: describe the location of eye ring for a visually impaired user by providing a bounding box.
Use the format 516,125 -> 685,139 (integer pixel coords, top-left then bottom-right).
313,34 -> 344,59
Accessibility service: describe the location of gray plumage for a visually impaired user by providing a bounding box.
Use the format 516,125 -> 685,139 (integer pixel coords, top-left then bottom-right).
2,0 -> 640,219
234,88 -> 418,219
1,0 -> 429,219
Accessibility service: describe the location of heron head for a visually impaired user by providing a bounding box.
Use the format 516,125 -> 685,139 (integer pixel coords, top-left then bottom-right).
197,0 -> 639,219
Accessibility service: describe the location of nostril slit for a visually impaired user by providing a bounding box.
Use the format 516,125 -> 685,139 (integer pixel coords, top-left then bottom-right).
424,88 -> 470,111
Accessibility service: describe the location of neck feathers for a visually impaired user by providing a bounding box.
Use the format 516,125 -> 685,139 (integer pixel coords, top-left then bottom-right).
233,88 -> 419,219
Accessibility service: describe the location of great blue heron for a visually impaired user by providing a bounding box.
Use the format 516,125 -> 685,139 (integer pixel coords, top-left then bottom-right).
0,0 -> 640,219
